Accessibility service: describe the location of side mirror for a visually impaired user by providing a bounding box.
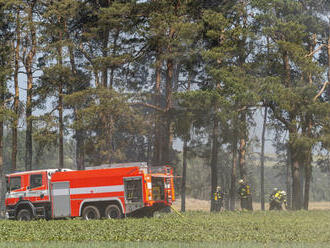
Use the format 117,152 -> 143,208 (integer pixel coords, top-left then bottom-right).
27,186 -> 30,190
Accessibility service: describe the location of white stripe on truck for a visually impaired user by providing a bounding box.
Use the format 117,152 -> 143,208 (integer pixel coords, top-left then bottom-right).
52,188 -> 70,196
52,185 -> 124,196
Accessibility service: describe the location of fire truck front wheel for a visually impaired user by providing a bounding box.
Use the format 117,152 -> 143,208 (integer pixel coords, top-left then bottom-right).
82,206 -> 101,220
105,204 -> 122,219
17,209 -> 32,221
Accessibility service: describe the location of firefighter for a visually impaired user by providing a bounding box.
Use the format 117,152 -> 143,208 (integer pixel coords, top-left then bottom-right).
238,179 -> 253,210
213,186 -> 224,212
269,188 -> 278,201
269,188 -> 287,210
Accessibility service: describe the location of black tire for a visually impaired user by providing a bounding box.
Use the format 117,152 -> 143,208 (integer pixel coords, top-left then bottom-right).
104,204 -> 122,219
17,209 -> 32,221
82,206 -> 101,220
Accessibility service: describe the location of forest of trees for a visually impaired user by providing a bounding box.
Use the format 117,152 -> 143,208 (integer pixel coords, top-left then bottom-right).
0,0 -> 329,213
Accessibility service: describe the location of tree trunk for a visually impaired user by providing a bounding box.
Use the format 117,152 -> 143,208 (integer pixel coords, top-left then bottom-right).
291,159 -> 301,210
229,128 -> 238,211
109,29 -> 119,89
25,68 -> 33,171
304,152 -> 312,210
210,118 -> 219,212
260,107 -> 267,211
283,50 -> 302,210
75,123 -> 84,170
299,164 -> 304,204
327,36 -> 330,98
58,81 -> 64,168
0,127 -> 4,219
162,22 -> 176,165
303,114 -> 313,210
25,55 -> 36,172
24,3 -> 36,171
12,10 -> 20,172
162,117 -> 173,164
230,145 -> 237,211
57,28 -> 64,168
180,73 -> 191,212
68,45 -> 76,74
286,143 -> 292,209
68,45 -> 85,170
76,129 -> 84,170
290,140 -> 301,210
152,53 -> 162,165
0,79 -> 5,218
101,28 -> 109,88
107,116 -> 114,163
283,51 -> 290,88
238,112 -> 247,179
181,139 -> 188,212
165,59 -> 173,112
162,58 -> 174,164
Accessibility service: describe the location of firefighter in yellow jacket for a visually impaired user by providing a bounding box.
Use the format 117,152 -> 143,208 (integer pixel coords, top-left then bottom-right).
238,179 -> 253,210
269,188 -> 287,210
213,186 -> 224,211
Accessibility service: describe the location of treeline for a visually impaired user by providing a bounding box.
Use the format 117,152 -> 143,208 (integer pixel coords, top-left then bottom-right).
0,0 -> 329,212
176,153 -> 330,203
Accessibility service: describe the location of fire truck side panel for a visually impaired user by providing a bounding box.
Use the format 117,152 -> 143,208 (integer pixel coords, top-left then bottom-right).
123,176 -> 145,213
50,167 -> 142,217
51,181 -> 71,218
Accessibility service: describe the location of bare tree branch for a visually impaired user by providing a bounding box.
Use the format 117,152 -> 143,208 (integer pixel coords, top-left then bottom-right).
304,44 -> 326,58
78,43 -> 94,64
130,102 -> 165,113
4,97 -> 14,104
268,103 -> 293,131
313,81 -> 329,102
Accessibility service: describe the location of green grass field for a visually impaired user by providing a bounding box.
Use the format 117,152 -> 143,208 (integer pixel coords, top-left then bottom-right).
0,211 -> 329,247
0,242 -> 328,248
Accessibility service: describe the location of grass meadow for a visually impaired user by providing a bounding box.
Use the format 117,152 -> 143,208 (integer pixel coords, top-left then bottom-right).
0,211 -> 329,247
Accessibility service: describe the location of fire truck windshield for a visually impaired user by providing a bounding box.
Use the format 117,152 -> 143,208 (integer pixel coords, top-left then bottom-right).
9,177 -> 21,191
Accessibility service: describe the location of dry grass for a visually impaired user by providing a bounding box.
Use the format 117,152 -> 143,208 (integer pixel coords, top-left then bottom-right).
172,198 -> 330,211
173,198 -> 211,211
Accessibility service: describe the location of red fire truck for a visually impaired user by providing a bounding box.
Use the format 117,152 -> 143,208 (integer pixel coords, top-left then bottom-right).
5,163 -> 175,220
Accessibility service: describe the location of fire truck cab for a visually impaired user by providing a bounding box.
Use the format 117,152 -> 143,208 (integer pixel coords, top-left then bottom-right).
5,163 -> 175,220
5,169 -> 71,220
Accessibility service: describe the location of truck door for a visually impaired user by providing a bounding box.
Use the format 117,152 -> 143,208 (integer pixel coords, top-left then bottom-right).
6,176 -> 23,206
51,181 -> 71,218
124,177 -> 143,214
27,173 -> 47,202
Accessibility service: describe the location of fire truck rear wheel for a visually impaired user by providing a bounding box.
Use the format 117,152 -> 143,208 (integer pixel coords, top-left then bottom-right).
82,206 -> 101,220
17,209 -> 32,221
105,204 -> 122,219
